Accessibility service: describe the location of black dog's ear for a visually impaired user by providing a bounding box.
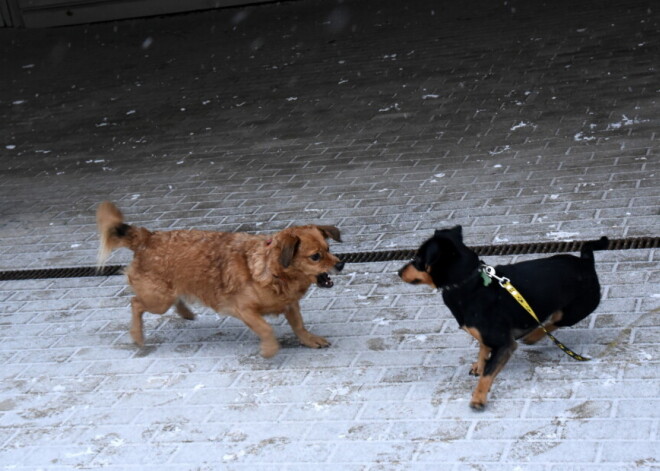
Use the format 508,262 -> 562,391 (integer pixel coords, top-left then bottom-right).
279,234 -> 301,268
421,239 -> 440,268
435,225 -> 463,240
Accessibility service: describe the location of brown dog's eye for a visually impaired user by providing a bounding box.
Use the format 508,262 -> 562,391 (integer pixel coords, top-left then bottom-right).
310,253 -> 321,262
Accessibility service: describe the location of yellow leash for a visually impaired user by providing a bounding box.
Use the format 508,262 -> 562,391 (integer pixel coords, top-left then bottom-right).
482,265 -> 590,361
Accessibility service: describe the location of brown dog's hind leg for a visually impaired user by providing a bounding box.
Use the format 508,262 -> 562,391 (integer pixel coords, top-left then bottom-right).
175,299 -> 196,320
130,297 -> 147,347
522,310 -> 563,345
129,294 -> 175,347
470,340 -> 517,410
284,302 -> 330,349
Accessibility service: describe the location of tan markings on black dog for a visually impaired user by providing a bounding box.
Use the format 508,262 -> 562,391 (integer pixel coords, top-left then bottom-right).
464,327 -> 491,377
398,263 -> 435,287
97,201 -> 344,357
522,310 -> 564,345
470,342 -> 517,410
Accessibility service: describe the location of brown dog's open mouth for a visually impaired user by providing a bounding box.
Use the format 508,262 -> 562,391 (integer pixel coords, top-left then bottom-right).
316,273 -> 334,288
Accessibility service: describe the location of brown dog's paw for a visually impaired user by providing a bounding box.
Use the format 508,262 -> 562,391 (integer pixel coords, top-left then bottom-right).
260,339 -> 280,358
469,400 -> 486,411
130,329 -> 145,347
469,363 -> 481,376
298,332 -> 331,349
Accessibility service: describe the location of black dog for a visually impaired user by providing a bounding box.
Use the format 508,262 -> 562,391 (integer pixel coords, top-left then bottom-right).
399,226 -> 608,410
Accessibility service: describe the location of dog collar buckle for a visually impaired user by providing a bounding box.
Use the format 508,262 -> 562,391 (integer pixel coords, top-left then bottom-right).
481,264 -> 509,287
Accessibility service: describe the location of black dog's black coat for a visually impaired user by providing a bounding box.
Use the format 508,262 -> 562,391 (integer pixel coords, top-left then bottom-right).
399,226 -> 608,409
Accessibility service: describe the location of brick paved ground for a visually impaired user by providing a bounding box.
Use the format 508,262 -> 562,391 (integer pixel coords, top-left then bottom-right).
0,0 -> 658,468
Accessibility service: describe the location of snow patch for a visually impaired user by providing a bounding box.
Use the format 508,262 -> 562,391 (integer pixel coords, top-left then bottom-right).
574,132 -> 595,142
372,317 -> 390,326
510,121 -> 532,131
65,447 -> 94,458
488,145 -> 510,155
607,114 -> 649,130
379,103 -> 400,112
546,231 -> 580,241
110,438 -> 124,447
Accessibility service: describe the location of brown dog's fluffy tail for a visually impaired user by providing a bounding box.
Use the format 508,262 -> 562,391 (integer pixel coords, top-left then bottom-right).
96,201 -> 149,267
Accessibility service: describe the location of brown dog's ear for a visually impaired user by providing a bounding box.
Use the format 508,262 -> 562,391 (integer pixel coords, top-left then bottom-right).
279,234 -> 301,268
316,225 -> 342,243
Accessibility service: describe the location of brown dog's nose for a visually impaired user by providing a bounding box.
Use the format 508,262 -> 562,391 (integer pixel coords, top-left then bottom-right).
335,261 -> 345,272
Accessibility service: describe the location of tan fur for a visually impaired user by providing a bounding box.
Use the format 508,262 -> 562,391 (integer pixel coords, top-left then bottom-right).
521,310 -> 564,345
398,263 -> 435,287
96,201 -> 342,357
465,327 -> 491,377
464,326 -> 517,410
96,201 -> 125,267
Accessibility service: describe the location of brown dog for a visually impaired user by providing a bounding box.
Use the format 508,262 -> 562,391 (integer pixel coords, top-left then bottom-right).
96,202 -> 344,357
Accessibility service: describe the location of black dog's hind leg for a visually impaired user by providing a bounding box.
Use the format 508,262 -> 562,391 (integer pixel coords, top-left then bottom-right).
470,340 -> 517,410
522,310 -> 564,345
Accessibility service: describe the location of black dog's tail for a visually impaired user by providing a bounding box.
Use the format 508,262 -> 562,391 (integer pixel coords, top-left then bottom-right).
580,236 -> 609,262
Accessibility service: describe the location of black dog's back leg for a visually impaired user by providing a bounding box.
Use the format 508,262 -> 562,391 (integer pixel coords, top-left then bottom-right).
470,340 -> 517,410
555,281 -> 602,328
522,310 -> 564,345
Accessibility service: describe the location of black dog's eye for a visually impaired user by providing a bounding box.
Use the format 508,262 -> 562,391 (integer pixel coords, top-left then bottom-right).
310,253 -> 321,262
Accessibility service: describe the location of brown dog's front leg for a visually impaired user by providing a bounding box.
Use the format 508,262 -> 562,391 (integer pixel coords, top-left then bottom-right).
284,302 -> 330,349
239,308 -> 280,358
